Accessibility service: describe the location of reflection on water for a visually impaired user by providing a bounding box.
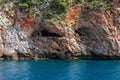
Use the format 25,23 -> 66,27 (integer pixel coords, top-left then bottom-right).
68,61 -> 82,80
0,60 -> 120,80
0,61 -> 32,80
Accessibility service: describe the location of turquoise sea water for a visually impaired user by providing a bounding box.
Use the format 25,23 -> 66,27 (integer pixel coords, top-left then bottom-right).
0,60 -> 120,80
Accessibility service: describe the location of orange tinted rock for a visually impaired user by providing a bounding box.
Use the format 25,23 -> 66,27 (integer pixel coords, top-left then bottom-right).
12,53 -> 18,60
19,16 -> 35,32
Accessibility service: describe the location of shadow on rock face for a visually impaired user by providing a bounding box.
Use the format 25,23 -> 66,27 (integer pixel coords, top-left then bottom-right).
41,29 -> 62,37
75,22 -> 119,56
75,27 -> 96,39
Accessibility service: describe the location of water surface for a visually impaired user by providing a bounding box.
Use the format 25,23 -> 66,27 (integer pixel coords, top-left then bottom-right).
0,60 -> 120,80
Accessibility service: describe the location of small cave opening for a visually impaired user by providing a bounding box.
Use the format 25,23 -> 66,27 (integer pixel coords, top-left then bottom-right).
31,31 -> 41,37
75,27 -> 94,37
41,30 -> 61,37
0,54 -> 12,60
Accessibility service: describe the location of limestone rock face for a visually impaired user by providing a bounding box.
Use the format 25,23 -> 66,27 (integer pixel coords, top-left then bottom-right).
0,5 -> 35,59
0,4 -> 120,60
0,29 -> 3,57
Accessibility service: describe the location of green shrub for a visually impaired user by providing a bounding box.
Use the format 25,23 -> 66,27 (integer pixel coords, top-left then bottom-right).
43,0 -> 70,20
49,0 -> 68,14
18,3 -> 29,12
14,0 -> 37,12
0,0 -> 2,4
86,0 -> 112,10
27,0 -> 37,5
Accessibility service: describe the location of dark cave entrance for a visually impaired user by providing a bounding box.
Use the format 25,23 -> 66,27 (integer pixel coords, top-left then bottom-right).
41,30 -> 61,37
75,27 -> 94,37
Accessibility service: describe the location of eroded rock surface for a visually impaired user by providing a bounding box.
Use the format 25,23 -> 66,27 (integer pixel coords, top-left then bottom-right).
0,4 -> 120,60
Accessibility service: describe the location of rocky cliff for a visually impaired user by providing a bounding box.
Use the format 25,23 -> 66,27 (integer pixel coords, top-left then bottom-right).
0,2 -> 120,60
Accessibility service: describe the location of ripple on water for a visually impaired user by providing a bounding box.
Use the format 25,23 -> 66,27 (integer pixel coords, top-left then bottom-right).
0,60 -> 120,80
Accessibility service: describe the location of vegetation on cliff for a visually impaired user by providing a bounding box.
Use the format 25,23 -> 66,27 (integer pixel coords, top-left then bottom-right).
0,0 -> 120,60
86,0 -> 113,10
0,0 -> 114,20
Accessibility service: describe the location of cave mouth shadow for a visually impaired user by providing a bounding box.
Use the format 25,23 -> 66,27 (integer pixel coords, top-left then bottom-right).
41,30 -> 62,37
31,29 -> 62,38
